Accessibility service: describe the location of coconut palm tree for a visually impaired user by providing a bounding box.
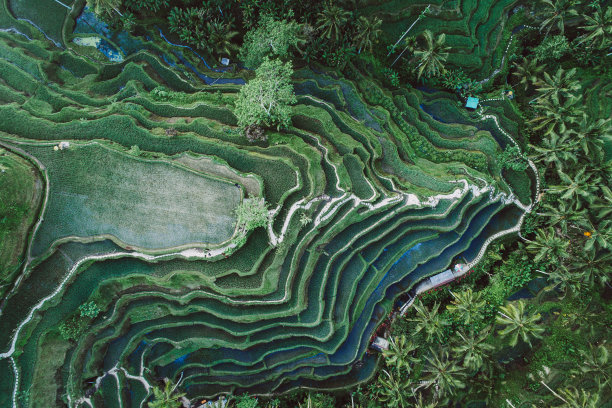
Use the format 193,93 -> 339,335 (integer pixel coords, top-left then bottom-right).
204,19 -> 239,57
512,57 -> 545,91
148,378 -> 185,408
577,218 -> 612,251
316,3 -> 351,42
496,300 -> 545,347
422,347 -> 466,400
537,200 -> 585,234
382,335 -> 418,375
86,0 -> 122,17
529,132 -> 578,170
539,264 -> 586,297
526,227 -> 569,263
377,369 -> 414,408
354,16 -> 383,53
548,167 -> 601,209
569,246 -> 612,287
412,30 -> 450,80
409,300 -> 448,344
578,5 -> 612,49
529,94 -> 582,138
592,186 -> 612,220
574,344 -> 611,390
537,0 -> 578,36
535,67 -> 581,105
446,288 -> 485,325
451,328 -> 495,372
569,115 -> 612,158
551,387 -> 600,408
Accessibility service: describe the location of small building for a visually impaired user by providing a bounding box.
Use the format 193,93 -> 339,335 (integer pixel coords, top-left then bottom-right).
58,141 -> 70,150
371,336 -> 389,352
220,57 -> 230,66
465,97 -> 479,110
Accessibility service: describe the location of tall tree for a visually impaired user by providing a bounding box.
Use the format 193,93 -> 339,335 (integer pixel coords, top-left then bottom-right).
148,378 -> 185,408
354,16 -> 383,53
578,5 -> 612,49
422,347 -> 466,400
234,58 -> 297,130
529,132 -> 578,170
382,335 -> 418,375
570,115 -> 611,158
512,57 -> 545,91
537,0 -> 578,36
535,67 -> 581,105
548,167 -> 601,209
204,19 -> 239,57
526,226 -> 569,263
316,3 -> 351,42
409,300 -> 448,344
446,288 -> 485,325
239,15 -> 304,69
451,328 -> 495,372
377,369 -> 414,408
530,94 -> 582,137
412,30 -> 450,80
86,0 -> 122,17
496,300 -> 545,347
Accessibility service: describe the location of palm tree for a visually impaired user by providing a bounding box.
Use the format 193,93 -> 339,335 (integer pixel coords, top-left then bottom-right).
537,200 -> 585,234
512,57 -> 545,91
578,5 -> 612,49
354,16 -> 383,53
422,347 -> 466,400
526,227 -> 569,263
574,344 -> 611,390
548,167 -> 601,209
535,67 -> 581,105
412,393 -> 438,408
204,19 -> 239,57
577,218 -> 612,252
569,246 -> 612,288
409,300 -> 448,344
592,186 -> 612,220
412,30 -> 450,80
316,3 -> 351,42
451,328 -> 495,372
86,0 -> 122,17
377,369 -> 414,408
529,132 -> 578,171
446,288 -> 485,325
382,335 -> 418,375
148,378 -> 185,408
551,387 -> 600,408
496,300 -> 545,347
539,264 -> 586,297
569,115 -> 611,158
537,0 -> 578,36
529,94 -> 582,138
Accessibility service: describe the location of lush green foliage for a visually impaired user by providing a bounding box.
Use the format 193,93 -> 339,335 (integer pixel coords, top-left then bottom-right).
239,14 -> 303,69
234,58 -> 296,129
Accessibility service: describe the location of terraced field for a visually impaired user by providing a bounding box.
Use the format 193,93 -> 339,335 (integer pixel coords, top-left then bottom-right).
363,0 -> 522,80
0,1 -> 537,407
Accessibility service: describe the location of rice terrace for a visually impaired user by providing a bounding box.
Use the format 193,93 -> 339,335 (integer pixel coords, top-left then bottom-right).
0,0 -> 610,407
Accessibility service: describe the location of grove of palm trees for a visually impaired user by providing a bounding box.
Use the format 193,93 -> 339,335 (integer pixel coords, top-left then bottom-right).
0,0 -> 610,407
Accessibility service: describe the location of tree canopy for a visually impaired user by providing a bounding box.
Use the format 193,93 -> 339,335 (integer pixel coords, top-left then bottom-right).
234,58 -> 297,130
239,14 -> 303,69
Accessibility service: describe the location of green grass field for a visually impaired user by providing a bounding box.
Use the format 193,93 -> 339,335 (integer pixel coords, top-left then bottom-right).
16,142 -> 241,254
